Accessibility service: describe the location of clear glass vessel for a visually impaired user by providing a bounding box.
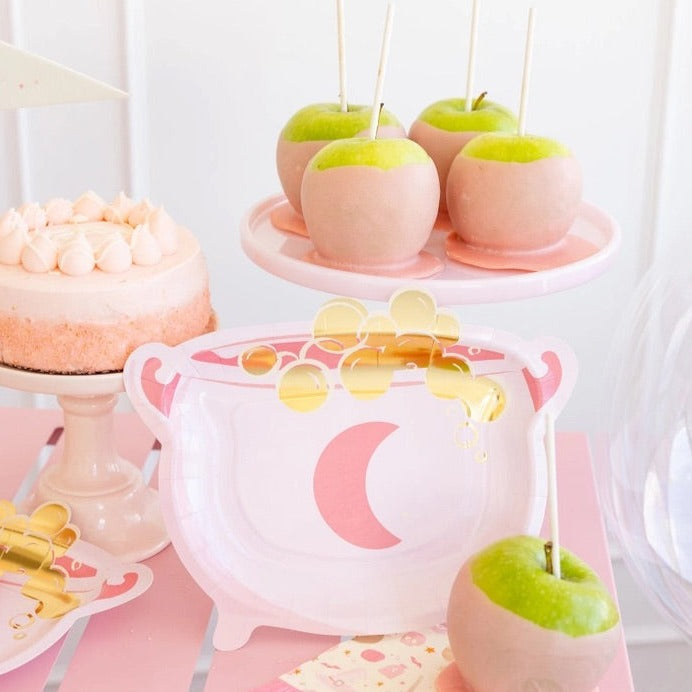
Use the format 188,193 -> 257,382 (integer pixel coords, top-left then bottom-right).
605,249 -> 692,638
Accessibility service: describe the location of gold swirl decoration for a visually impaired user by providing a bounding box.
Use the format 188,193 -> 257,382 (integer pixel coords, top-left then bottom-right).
0,500 -> 80,635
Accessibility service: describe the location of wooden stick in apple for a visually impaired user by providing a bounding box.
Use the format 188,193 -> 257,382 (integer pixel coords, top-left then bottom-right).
337,0 -> 348,112
517,6 -> 536,136
545,411 -> 561,578
368,0 -> 396,140
464,0 -> 480,112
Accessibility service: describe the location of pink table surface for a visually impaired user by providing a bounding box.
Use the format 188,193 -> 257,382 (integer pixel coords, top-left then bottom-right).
0,407 -> 634,691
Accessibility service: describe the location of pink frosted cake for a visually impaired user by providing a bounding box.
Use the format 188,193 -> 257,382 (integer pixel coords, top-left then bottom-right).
0,191 -> 214,374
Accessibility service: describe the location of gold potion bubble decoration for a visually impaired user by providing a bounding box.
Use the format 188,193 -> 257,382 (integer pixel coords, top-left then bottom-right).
0,501 -> 81,636
239,289 -> 506,456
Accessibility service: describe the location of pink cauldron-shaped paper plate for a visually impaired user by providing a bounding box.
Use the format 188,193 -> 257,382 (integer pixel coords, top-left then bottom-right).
124,305 -> 576,651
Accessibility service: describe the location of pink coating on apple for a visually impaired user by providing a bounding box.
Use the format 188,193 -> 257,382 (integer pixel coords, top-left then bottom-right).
435,662 -> 474,691
444,536 -> 622,692
446,143 -> 582,253
276,138 -> 331,217
300,139 -> 440,275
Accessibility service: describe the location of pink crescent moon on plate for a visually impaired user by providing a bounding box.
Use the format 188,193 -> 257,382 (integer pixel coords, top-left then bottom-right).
313,421 -> 401,550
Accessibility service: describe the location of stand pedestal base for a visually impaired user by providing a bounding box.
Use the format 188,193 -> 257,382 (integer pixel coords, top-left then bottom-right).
0,365 -> 169,562
23,460 -> 168,563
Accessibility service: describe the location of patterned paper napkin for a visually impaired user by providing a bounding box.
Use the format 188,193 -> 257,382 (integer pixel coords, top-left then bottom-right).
255,624 -> 453,691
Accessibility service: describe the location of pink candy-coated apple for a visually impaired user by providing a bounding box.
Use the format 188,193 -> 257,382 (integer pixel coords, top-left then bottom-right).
301,137 -> 440,274
446,132 -> 582,252
445,535 -> 622,692
276,103 -> 405,215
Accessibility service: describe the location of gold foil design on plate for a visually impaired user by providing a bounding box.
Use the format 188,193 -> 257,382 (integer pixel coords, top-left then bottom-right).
239,289 -> 506,436
277,361 -> 330,413
0,501 -> 81,627
240,344 -> 278,375
340,347 -> 395,401
313,298 -> 367,352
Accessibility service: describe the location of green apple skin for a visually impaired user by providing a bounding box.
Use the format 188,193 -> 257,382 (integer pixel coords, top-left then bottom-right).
280,103 -> 402,142
308,137 -> 431,171
276,103 -> 405,214
462,132 -> 571,162
469,535 -> 619,636
414,97 -> 518,134
409,98 -> 517,214
446,535 -> 622,692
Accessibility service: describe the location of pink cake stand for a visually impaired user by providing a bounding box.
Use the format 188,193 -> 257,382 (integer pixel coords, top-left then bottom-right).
0,364 -> 169,562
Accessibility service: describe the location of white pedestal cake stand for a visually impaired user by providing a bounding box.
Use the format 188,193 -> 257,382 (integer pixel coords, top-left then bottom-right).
241,195 -> 621,304
0,364 -> 169,563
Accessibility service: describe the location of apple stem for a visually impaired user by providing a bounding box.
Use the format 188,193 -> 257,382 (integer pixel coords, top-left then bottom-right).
517,6 -> 536,136
337,0 -> 348,112
472,91 -> 487,111
372,102 -> 384,138
545,541 -> 554,575
464,0 -> 480,113
368,0 -> 396,140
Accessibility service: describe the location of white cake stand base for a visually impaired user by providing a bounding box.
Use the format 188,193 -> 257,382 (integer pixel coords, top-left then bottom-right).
0,364 -> 169,562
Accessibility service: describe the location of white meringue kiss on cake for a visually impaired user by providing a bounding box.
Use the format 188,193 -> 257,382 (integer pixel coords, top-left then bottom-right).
0,191 -> 214,374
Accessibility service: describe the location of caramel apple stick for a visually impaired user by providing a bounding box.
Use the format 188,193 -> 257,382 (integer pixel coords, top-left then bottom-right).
518,6 -> 536,136
368,0 -> 396,140
545,411 -> 561,578
464,0 -> 480,112
337,0 -> 348,112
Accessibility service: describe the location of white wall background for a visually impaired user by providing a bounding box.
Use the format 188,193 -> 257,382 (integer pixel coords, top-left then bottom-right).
0,1 -> 690,688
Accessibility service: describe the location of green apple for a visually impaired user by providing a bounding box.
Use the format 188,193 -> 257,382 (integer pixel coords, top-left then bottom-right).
276,103 -> 405,214
280,102 -> 401,142
446,132 -> 582,254
408,94 -> 518,213
300,137 -> 440,273
446,535 -> 622,692
413,95 -> 518,134
468,535 -> 619,635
